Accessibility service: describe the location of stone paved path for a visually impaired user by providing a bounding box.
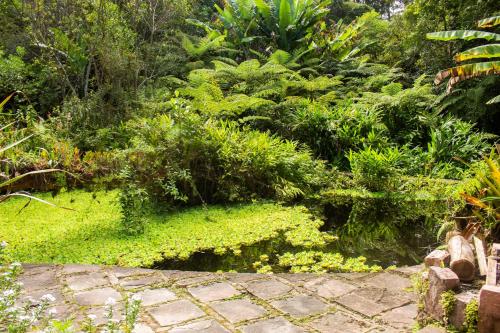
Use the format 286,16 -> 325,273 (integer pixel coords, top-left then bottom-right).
20,264 -> 423,332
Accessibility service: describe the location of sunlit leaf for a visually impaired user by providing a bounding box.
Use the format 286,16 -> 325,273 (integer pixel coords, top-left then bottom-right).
0,92 -> 16,110
0,169 -> 62,188
454,44 -> 500,62
487,95 -> 500,104
0,134 -> 33,154
426,30 -> 500,42
434,61 -> 500,92
478,16 -> 500,28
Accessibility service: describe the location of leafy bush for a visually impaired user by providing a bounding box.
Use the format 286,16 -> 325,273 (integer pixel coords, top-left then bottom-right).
126,109 -> 326,205
348,146 -> 403,191
425,118 -> 493,179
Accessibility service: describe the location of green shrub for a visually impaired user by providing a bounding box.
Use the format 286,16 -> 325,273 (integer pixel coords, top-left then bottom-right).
348,146 -> 402,191
119,167 -> 150,235
425,118 -> 493,179
126,110 -> 326,206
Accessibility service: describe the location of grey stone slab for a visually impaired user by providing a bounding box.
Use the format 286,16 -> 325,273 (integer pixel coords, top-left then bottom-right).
20,288 -> 65,305
134,288 -> 177,306
169,319 -> 229,333
19,270 -> 59,291
417,326 -> 446,333
86,304 -> 124,326
211,298 -> 266,323
336,292 -> 386,317
175,274 -> 219,287
48,304 -> 80,321
147,300 -> 205,326
66,272 -> 108,291
304,277 -> 357,299
120,275 -> 164,289
61,264 -> 102,275
379,303 -> 417,329
271,295 -> 328,318
309,312 -> 373,333
133,323 -> 155,333
363,272 -> 412,292
21,264 -> 54,276
276,273 -> 320,285
395,265 -> 424,277
245,279 -> 292,300
224,273 -> 266,284
109,267 -> 156,279
74,287 -> 122,306
334,272 -> 372,281
337,286 -> 412,317
240,316 -> 306,333
188,282 -> 240,302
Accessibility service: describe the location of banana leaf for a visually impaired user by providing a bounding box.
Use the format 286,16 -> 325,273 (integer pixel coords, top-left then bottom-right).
455,44 -> 500,62
478,16 -> 500,28
487,94 -> 500,105
434,61 -> 500,92
426,30 -> 500,42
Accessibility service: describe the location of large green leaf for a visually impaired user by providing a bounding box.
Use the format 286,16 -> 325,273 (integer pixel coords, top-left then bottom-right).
0,134 -> 33,154
455,44 -> 500,62
487,95 -> 500,105
426,30 -> 500,42
435,61 -> 500,92
0,169 -> 61,188
278,0 -> 292,49
478,16 -> 500,28
0,92 -> 15,111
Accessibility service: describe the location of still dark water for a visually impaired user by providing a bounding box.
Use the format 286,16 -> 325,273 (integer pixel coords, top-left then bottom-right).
157,194 -> 449,272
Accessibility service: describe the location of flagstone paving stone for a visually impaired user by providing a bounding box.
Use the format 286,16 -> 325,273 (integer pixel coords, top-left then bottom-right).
19,264 -> 421,332
244,279 -> 293,300
270,295 -> 329,318
147,300 -> 205,326
210,298 -> 267,323
188,282 -> 241,302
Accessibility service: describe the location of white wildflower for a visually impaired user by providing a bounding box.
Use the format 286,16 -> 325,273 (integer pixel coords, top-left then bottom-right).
131,294 -> 142,302
19,315 -> 30,322
0,241 -> 7,248
87,314 -> 97,321
105,297 -> 116,306
48,308 -> 58,315
40,294 -> 56,302
3,290 -> 15,297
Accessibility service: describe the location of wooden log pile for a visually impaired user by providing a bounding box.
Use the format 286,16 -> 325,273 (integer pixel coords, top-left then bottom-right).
423,238 -> 500,332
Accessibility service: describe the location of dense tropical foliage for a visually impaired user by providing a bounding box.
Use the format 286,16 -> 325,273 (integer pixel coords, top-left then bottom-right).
1,0 -> 499,280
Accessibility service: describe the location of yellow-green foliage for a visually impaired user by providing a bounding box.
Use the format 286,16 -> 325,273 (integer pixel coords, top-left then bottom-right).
465,299 -> 479,333
0,190 -> 321,267
278,251 -> 382,273
440,290 -> 456,324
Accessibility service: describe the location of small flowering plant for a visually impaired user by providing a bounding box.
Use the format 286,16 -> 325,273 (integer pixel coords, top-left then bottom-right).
0,242 -> 56,332
0,242 -> 142,332
82,296 -> 142,333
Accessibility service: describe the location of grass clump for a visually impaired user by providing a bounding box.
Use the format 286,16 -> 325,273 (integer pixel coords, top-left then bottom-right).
0,190 -> 319,267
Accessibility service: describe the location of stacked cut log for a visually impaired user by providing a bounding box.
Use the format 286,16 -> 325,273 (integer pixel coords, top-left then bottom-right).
423,237 -> 500,332
448,235 -> 475,282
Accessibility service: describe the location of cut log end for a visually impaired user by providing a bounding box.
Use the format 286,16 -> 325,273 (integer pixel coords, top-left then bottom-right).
450,260 -> 475,282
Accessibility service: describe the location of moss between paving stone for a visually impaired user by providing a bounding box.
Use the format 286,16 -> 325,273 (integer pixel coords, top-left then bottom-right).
0,190 -> 323,267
